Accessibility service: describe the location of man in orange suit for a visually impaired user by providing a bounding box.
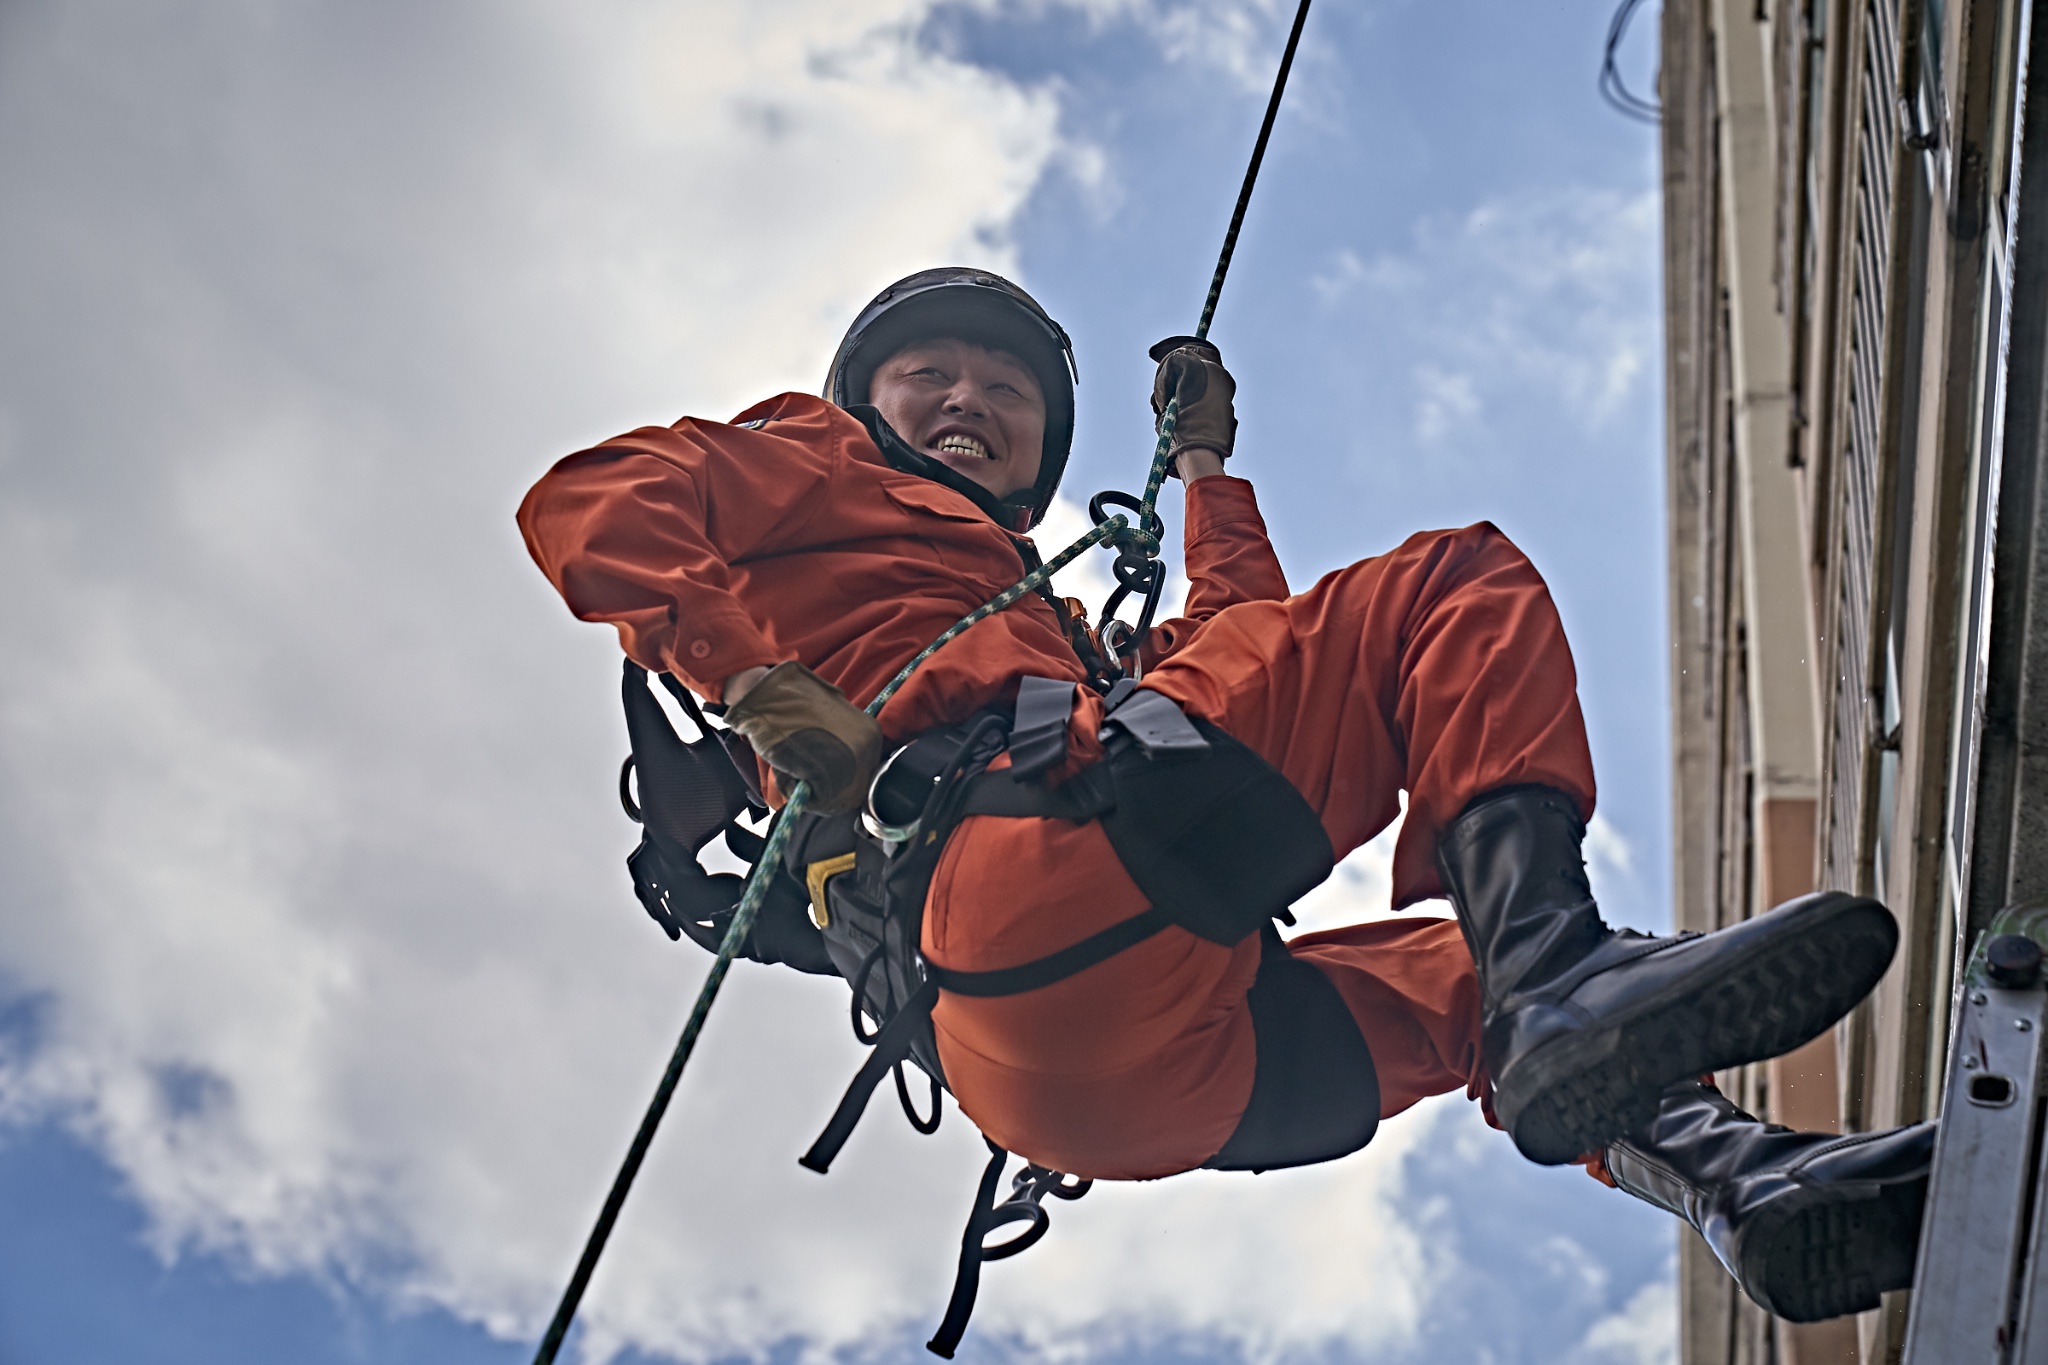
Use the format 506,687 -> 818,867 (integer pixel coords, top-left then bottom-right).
520,268 -> 1932,1324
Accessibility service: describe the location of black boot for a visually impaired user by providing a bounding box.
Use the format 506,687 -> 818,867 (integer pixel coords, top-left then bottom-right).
1605,1080 -> 1933,1322
1435,787 -> 1897,1164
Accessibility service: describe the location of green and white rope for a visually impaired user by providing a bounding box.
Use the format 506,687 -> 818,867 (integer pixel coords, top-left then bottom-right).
865,517 -> 1126,714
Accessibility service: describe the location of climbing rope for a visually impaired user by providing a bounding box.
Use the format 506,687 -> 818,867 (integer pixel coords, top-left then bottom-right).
1089,0 -> 1311,664
531,3 -> 1312,1358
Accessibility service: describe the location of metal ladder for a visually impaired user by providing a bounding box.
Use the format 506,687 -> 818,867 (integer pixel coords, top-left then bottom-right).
1903,904 -> 2048,1361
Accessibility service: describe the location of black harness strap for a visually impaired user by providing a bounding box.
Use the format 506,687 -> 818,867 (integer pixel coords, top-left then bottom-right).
1100,685 -> 1209,755
800,977 -> 940,1173
926,905 -> 1177,998
927,1142 -> 1092,1359
928,1142 -> 1011,1359
1007,675 -> 1078,779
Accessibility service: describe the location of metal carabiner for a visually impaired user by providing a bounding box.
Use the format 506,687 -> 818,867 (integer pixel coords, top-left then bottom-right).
1097,557 -> 1165,677
860,743 -> 925,845
1088,488 -> 1166,550
979,1163 -> 1093,1261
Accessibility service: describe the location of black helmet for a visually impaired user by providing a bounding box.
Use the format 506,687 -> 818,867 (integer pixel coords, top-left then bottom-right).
825,267 -> 1076,531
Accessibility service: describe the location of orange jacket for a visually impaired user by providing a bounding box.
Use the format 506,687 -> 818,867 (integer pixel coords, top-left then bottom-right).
517,391 -> 1289,746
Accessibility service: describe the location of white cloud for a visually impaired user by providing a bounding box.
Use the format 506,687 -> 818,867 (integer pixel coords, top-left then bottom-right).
1126,0 -> 1302,92
1540,1233 -> 1615,1301
1292,838 -> 1401,934
0,2 -> 1470,1362
982,0 -> 1305,92
979,1115 -> 1447,1362
1586,811 -> 1636,882
1578,1272 -> 1679,1365
1414,365 -> 1482,444
1314,187 -> 1659,441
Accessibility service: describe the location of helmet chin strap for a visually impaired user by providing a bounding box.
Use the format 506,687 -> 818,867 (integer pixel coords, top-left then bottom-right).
997,491 -> 1040,533
847,405 -> 1042,530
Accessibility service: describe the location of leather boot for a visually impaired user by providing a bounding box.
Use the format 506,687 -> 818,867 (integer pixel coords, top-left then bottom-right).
1605,1080 -> 1934,1321
1435,787 -> 1897,1164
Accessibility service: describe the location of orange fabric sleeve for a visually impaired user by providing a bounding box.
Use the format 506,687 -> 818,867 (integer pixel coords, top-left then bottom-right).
515,399 -> 835,697
1142,474 -> 1289,666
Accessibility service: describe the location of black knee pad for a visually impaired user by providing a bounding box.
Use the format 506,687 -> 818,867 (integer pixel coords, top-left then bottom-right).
1205,926 -> 1380,1172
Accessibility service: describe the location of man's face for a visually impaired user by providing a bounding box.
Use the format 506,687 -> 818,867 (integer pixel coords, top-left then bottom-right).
868,338 -> 1047,501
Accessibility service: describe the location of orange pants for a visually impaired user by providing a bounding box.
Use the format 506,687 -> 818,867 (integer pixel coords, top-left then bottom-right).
922,523 -> 1597,1179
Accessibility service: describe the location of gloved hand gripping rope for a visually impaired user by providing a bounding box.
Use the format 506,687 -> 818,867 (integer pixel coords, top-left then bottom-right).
530,3 -> 1313,1358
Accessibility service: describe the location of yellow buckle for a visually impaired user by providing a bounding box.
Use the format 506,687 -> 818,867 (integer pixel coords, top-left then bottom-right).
804,852 -> 857,930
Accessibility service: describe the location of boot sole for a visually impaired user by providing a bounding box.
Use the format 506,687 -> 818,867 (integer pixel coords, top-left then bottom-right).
1500,894 -> 1897,1165
1745,1173 -> 1928,1321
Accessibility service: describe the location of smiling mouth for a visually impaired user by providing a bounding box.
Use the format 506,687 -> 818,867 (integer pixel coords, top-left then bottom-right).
933,433 -> 994,461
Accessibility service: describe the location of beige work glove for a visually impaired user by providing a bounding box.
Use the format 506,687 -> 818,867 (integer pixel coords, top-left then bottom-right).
1149,335 -> 1237,474
723,662 -> 885,815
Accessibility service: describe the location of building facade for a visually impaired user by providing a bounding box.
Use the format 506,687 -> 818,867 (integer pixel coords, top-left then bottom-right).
1659,0 -> 2048,1359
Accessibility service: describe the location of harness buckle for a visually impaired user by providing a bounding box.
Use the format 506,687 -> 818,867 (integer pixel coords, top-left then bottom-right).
1098,687 -> 1209,757
804,852 -> 857,930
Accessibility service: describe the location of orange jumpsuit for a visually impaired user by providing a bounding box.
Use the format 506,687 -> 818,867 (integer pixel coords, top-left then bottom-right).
518,392 -> 1596,1181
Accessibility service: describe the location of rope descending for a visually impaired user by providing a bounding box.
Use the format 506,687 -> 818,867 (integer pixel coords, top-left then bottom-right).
1089,0 -> 1311,662
531,4 -> 1313,1358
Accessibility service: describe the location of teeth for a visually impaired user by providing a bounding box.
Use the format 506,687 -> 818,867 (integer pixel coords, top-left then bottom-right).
936,434 -> 992,460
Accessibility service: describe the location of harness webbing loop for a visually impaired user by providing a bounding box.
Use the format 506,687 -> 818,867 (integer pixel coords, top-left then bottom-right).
927,1142 -> 1095,1358
799,976 -> 941,1173
927,1142 -> 1012,1359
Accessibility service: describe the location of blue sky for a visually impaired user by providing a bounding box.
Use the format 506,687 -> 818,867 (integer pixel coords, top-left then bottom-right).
0,2 -> 1677,1362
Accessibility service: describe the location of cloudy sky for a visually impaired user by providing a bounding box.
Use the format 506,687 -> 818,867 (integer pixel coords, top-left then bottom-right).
0,1 -> 1678,1362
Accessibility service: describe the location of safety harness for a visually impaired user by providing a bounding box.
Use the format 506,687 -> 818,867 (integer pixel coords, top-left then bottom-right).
621,658 -> 1379,1355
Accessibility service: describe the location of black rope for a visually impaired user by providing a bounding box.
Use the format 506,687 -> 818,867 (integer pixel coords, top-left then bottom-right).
1599,0 -> 1662,124
1197,0 -> 1316,340
1092,0 -> 1314,671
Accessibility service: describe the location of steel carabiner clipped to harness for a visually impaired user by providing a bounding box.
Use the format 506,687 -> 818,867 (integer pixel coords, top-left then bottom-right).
1088,489 -> 1168,675
927,1140 -> 1094,1359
